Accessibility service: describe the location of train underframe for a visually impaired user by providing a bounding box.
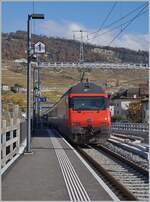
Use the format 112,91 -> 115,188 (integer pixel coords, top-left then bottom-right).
70,125 -> 110,145
49,119 -> 110,145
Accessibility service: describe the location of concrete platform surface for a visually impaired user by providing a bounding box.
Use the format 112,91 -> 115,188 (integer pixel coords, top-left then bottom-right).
2,129 -> 118,201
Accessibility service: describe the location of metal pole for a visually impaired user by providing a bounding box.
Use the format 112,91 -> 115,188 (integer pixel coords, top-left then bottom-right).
80,30 -> 84,64
73,30 -> 86,64
34,68 -> 37,128
27,15 -> 32,152
37,57 -> 41,128
34,54 -> 40,129
80,30 -> 84,82
33,56 -> 38,129
33,66 -> 36,131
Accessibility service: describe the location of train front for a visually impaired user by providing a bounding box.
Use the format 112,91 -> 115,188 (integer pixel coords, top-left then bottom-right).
68,83 -> 111,145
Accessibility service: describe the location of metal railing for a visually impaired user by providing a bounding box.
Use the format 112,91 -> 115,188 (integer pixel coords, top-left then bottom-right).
112,123 -> 149,132
37,62 -> 149,70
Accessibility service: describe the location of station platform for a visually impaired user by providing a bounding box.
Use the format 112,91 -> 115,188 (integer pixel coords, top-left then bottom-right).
2,129 -> 119,201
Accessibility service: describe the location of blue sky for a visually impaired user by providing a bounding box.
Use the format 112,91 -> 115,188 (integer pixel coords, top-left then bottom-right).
2,1 -> 149,50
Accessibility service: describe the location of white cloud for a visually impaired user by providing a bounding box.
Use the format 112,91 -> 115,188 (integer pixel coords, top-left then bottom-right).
39,20 -> 148,51
114,33 -> 148,51
39,20 -> 86,39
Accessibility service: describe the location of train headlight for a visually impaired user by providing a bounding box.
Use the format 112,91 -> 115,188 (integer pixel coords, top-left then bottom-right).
87,118 -> 92,124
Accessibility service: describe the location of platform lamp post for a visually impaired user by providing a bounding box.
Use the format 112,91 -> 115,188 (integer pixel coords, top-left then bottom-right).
27,13 -> 45,153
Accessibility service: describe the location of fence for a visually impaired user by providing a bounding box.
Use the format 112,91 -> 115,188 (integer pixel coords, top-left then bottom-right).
111,123 -> 149,143
38,62 -> 149,69
1,118 -> 27,169
112,123 -> 149,132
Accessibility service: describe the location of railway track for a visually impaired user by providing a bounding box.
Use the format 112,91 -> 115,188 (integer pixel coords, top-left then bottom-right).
105,140 -> 149,170
77,144 -> 149,201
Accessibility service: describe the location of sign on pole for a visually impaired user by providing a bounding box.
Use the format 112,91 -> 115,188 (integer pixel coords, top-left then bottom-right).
34,41 -> 46,54
37,97 -> 47,102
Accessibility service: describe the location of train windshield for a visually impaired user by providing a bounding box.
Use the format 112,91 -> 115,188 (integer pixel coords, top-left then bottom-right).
69,96 -> 107,110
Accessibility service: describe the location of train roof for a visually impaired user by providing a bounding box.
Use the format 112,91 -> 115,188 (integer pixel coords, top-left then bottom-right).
66,82 -> 105,94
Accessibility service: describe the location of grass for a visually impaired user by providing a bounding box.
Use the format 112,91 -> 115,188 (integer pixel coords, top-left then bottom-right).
2,64 -> 149,103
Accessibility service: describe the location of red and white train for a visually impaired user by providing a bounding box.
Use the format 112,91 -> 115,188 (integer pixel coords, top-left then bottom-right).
48,82 -> 111,144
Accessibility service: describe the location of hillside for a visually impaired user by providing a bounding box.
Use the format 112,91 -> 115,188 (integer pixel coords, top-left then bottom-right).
2,31 -> 148,63
2,65 -> 148,102
2,31 -> 149,108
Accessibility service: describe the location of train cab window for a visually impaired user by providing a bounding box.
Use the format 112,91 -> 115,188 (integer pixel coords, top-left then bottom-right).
69,96 -> 107,110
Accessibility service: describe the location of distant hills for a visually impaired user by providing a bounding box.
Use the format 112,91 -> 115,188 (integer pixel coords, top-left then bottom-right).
2,30 -> 148,64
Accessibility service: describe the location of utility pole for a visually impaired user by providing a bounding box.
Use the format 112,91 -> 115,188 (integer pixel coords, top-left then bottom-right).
26,14 -> 44,153
73,30 -> 88,82
80,30 -> 84,64
73,30 -> 87,64
27,15 -> 32,153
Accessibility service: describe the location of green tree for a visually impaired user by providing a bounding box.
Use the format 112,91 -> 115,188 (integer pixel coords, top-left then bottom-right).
127,101 -> 142,123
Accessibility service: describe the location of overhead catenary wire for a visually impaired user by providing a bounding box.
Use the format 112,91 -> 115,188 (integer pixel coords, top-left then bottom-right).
74,2 -> 117,41
87,18 -> 136,42
89,2 -> 118,36
96,8 -> 147,46
73,2 -> 118,40
119,2 -> 123,32
86,9 -> 147,44
87,2 -> 148,42
108,4 -> 148,46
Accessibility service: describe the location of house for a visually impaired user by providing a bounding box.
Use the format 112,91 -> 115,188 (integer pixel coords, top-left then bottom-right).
10,86 -> 20,93
127,88 -> 140,98
1,84 -> 10,91
10,85 -> 27,93
19,88 -> 27,93
109,105 -> 115,117
111,98 -> 140,118
14,58 -> 27,64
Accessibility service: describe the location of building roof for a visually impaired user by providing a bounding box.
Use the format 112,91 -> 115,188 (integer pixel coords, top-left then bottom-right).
112,97 -> 141,101
14,58 -> 27,63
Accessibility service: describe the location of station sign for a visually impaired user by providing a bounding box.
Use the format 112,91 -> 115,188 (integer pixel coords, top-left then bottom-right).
34,41 -> 46,54
36,97 -> 47,102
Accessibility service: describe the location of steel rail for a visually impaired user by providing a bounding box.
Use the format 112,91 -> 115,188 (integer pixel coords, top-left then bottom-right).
76,146 -> 137,201
51,128 -> 148,200
98,145 -> 149,177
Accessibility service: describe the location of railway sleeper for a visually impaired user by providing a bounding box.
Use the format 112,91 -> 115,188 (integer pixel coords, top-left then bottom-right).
97,145 -> 149,177
77,147 -> 137,201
